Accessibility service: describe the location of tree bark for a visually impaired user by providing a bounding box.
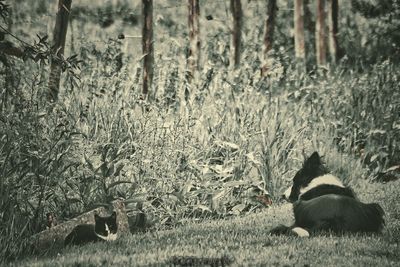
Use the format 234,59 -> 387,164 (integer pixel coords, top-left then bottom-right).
328,0 -> 339,63
294,0 -> 306,63
48,0 -> 72,102
187,0 -> 200,82
315,0 -> 326,66
230,0 -> 242,68
303,0 -> 314,33
142,0 -> 153,98
261,0 -> 277,76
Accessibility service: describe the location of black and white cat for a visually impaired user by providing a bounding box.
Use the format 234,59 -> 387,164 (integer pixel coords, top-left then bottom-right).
64,211 -> 118,246
270,152 -> 384,237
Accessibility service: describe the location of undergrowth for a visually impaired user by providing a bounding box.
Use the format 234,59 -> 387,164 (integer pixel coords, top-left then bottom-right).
1,57 -> 399,262
1,0 -> 399,263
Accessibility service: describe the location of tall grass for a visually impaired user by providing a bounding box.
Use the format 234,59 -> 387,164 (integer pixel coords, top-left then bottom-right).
2,55 -> 398,261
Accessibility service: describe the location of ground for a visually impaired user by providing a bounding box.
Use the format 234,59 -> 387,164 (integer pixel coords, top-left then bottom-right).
11,179 -> 400,267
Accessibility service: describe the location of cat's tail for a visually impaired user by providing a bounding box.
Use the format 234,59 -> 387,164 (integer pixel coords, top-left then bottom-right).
269,225 -> 310,237
64,232 -> 73,247
269,224 -> 292,235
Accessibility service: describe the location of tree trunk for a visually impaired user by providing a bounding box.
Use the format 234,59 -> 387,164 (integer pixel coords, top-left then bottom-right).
328,0 -> 339,63
315,0 -> 326,66
303,0 -> 314,33
261,0 -> 277,76
230,0 -> 242,68
142,0 -> 153,98
294,0 -> 306,64
187,0 -> 200,82
48,0 -> 72,102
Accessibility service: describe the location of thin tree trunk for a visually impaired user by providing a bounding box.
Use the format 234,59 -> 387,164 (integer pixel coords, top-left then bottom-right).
230,0 -> 242,68
261,0 -> 277,76
48,0 -> 72,102
294,0 -> 306,64
69,18 -> 75,54
187,0 -> 200,82
315,0 -> 326,66
142,0 -> 153,98
328,0 -> 339,63
304,0 -> 314,33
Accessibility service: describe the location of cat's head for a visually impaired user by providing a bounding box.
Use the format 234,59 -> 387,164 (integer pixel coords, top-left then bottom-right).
94,211 -> 118,241
283,152 -> 329,202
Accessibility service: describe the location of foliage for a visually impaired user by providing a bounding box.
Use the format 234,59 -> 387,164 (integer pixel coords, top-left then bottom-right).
351,0 -> 399,18
0,0 -> 10,21
346,0 -> 400,62
0,104 -> 81,259
0,0 -> 399,263
283,61 -> 400,177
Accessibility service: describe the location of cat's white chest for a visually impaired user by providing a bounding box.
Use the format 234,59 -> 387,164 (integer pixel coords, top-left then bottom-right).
96,223 -> 118,241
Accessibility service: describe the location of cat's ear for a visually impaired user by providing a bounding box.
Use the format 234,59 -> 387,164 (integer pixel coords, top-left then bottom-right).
110,211 -> 117,220
305,151 -> 321,167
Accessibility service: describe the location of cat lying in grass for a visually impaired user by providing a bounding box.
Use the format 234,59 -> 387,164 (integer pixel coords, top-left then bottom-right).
270,152 -> 384,237
64,211 -> 118,246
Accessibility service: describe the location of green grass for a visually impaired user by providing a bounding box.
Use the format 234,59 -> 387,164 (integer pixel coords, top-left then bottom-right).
9,178 -> 400,267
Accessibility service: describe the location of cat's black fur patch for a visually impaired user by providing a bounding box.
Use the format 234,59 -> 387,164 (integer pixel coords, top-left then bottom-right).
64,211 -> 118,246
293,194 -> 384,233
299,184 -> 356,201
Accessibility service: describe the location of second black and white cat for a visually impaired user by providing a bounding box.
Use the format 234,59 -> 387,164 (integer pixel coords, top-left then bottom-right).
64,211 -> 118,246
